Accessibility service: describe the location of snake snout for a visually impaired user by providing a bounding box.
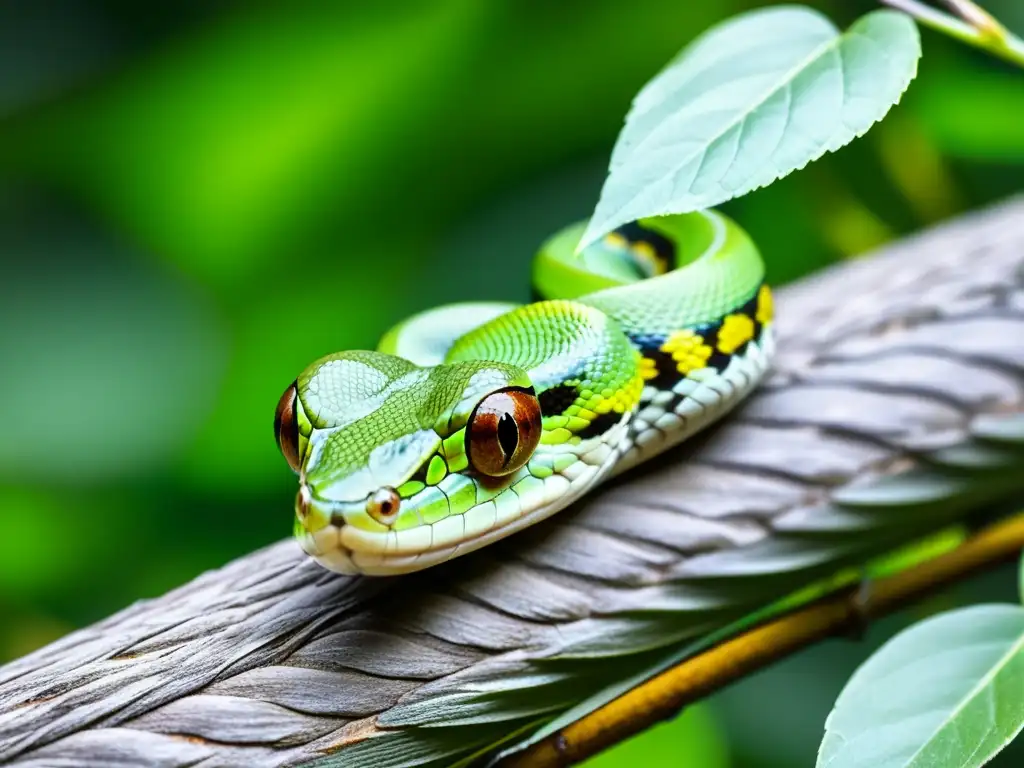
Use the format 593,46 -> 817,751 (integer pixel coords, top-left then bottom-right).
293,487 -> 360,575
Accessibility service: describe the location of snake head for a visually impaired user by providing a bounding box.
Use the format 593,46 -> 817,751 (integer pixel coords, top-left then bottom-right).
275,350 -> 548,575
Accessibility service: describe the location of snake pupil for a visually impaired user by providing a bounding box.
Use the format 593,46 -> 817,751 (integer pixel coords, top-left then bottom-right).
497,412 -> 519,466
466,388 -> 542,477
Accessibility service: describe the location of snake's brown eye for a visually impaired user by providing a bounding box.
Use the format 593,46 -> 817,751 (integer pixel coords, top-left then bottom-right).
467,388 -> 542,477
367,487 -> 401,526
275,382 -> 301,473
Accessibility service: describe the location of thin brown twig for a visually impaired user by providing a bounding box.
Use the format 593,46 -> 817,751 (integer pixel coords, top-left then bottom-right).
879,0 -> 1024,67
941,0 -> 1005,38
498,512 -> 1024,768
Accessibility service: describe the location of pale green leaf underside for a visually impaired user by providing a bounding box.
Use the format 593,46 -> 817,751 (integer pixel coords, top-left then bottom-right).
816,604 -> 1024,768
578,6 -> 921,251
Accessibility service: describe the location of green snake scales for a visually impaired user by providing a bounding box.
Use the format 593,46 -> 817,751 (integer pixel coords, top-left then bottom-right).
274,210 -> 773,575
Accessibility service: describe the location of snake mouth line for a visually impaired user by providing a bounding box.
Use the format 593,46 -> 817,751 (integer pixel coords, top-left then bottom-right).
299,484 -> 594,576
297,437 -> 628,576
296,414 -> 634,576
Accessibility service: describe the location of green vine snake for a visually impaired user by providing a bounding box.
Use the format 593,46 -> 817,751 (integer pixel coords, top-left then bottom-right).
275,210 -> 773,576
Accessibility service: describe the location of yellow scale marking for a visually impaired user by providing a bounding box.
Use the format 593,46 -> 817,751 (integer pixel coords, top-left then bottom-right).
717,314 -> 754,354
756,284 -> 774,324
661,330 -> 713,375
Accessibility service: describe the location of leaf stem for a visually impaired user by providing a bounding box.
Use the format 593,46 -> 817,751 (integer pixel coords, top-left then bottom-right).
881,0 -> 1024,67
498,511 -> 1024,768
942,0 -> 1005,39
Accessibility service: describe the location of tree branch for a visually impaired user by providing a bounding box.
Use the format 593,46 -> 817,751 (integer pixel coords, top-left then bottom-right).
499,511 -> 1024,767
1,198 -> 1023,768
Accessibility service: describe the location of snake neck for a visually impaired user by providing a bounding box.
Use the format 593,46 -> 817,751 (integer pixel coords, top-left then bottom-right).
391,210 -> 771,469
536,210 -> 772,472
444,299 -> 645,442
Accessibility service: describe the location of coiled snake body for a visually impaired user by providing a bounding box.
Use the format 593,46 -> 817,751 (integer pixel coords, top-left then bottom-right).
275,210 -> 773,575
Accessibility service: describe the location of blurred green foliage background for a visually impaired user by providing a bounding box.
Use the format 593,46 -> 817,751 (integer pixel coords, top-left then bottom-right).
0,0 -> 1022,764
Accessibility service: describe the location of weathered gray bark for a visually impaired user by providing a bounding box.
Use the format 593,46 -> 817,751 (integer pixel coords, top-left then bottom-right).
2,198 -> 1023,768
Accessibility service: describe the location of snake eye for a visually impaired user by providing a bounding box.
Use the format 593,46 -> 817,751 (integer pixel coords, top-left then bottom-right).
367,487 -> 401,526
274,382 -> 302,473
467,388 -> 542,477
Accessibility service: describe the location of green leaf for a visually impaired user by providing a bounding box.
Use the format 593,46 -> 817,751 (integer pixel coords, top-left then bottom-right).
578,7 -> 921,250
816,604 -> 1024,768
